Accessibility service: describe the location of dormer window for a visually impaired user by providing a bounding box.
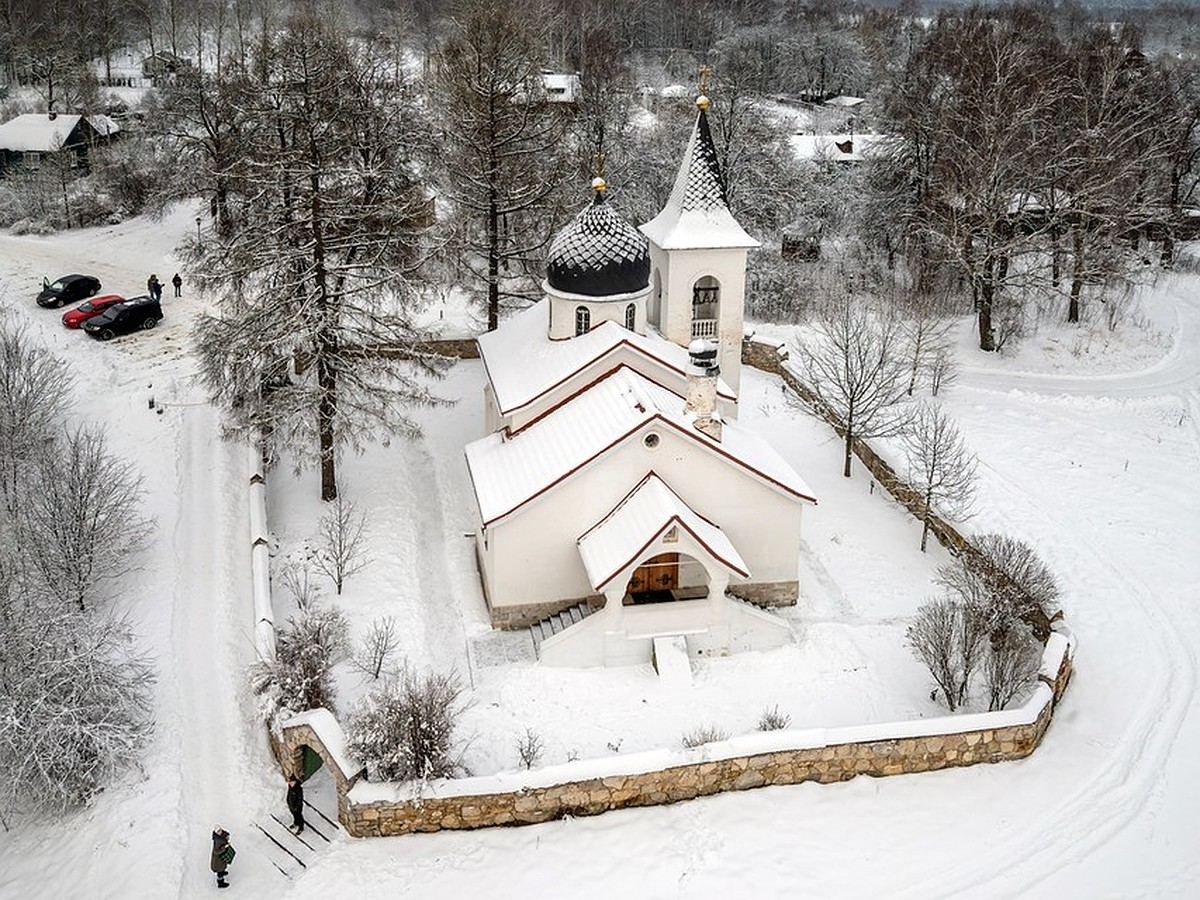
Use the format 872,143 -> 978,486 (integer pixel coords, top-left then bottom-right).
575,305 -> 591,336
625,303 -> 636,330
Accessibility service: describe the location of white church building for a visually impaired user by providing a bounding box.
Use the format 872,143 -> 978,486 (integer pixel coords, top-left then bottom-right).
464,93 -> 817,668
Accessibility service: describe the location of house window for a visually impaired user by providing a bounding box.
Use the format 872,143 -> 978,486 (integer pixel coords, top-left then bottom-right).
625,303 -> 636,330
692,276 -> 719,339
574,306 -> 591,336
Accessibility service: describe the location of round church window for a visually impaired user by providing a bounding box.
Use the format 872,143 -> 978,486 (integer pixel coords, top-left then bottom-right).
644,432 -> 660,448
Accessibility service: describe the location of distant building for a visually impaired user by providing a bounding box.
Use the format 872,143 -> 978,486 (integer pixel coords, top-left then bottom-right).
142,50 -> 193,85
0,113 -> 120,176
540,71 -> 581,104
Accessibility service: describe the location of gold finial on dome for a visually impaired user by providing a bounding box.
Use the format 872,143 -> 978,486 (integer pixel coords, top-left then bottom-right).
592,151 -> 606,193
697,65 -> 711,109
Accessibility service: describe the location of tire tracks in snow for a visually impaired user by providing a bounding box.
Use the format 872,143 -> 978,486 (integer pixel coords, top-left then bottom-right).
900,426 -> 1198,898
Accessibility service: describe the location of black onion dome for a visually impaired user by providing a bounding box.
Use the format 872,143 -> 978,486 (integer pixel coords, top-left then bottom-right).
546,193 -> 650,297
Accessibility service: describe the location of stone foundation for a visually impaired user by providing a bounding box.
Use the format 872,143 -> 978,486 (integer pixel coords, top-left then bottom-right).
488,593 -> 605,630
728,580 -> 798,608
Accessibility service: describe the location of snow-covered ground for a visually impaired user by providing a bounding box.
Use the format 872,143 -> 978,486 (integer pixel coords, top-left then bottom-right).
0,210 -> 1197,898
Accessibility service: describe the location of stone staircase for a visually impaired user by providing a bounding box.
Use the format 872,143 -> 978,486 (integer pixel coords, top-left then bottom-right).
529,602 -> 597,656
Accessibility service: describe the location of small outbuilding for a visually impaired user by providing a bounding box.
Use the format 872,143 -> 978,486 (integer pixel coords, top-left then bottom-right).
0,113 -> 120,176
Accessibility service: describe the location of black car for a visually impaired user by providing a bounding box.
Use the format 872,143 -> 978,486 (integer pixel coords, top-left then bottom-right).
37,274 -> 101,308
81,296 -> 163,340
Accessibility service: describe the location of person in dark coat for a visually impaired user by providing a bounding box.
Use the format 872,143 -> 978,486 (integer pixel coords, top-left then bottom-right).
286,773 -> 305,834
147,274 -> 162,302
171,272 -> 183,297
211,828 -> 233,889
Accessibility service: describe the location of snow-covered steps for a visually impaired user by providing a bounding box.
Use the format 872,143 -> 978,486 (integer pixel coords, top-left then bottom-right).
652,635 -> 693,686
529,602 -> 596,656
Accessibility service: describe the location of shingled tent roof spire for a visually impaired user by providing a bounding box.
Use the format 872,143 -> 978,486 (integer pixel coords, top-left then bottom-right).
638,67 -> 759,251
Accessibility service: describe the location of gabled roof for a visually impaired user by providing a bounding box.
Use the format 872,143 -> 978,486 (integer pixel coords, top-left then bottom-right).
640,104 -> 759,251
465,367 -> 816,527
0,113 -> 118,152
477,302 -> 736,420
577,473 -> 750,591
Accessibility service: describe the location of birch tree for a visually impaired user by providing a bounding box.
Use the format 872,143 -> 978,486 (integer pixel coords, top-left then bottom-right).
193,17 -> 447,501
901,401 -> 977,552
798,292 -> 910,477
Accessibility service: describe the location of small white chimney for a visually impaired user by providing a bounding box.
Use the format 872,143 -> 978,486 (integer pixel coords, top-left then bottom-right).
685,338 -> 722,442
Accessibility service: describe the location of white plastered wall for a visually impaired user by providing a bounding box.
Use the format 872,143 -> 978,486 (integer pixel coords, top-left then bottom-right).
478,421 -> 803,611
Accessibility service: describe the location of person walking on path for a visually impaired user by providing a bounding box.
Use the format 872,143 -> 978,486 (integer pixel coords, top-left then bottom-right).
286,773 -> 305,834
147,274 -> 162,302
172,272 -> 183,297
211,827 -> 235,889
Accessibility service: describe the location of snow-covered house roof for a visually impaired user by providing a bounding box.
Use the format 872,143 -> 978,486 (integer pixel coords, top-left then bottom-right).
477,303 -> 736,421
824,95 -> 865,108
577,474 -> 750,591
640,100 -> 759,251
789,133 -> 883,163
0,113 -> 118,152
465,367 -> 815,526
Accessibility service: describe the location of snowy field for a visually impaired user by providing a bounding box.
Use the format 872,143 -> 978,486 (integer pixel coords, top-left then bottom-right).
0,208 -> 1197,898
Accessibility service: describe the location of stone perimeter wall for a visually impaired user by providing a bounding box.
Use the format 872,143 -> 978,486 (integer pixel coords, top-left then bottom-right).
297,646 -> 1073,837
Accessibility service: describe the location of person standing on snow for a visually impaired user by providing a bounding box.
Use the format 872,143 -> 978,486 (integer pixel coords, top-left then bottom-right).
286,773 -> 305,834
211,827 -> 235,889
172,272 -> 183,297
147,274 -> 162,302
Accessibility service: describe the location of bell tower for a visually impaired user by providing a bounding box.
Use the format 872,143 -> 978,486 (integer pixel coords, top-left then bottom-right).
639,69 -> 759,397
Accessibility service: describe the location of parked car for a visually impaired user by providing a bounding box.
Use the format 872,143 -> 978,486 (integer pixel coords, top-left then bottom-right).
81,296 -> 163,340
37,274 -> 101,308
61,293 -> 127,329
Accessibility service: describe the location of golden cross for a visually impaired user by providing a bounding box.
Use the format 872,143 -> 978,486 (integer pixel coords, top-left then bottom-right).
699,65 -> 711,94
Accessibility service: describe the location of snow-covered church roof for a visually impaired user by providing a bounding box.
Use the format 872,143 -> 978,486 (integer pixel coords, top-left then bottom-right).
465,367 -> 815,526
476,302 -> 736,420
547,187 -> 650,297
577,473 -> 750,592
640,97 -> 759,251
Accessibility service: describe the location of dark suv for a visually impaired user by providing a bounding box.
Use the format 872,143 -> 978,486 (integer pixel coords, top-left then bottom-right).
37,274 -> 102,308
82,296 -> 163,340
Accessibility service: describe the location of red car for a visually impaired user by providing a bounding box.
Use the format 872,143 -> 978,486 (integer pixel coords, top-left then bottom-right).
62,294 -> 128,329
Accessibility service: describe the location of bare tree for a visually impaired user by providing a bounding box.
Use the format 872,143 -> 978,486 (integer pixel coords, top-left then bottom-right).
24,426 -> 149,611
353,616 -> 399,680
313,494 -> 368,595
436,0 -> 570,330
936,532 -> 1058,641
906,596 -> 987,712
982,623 -> 1042,711
516,727 -> 544,770
798,291 -> 911,477
0,600 -> 154,819
346,666 -> 468,783
0,321 -> 72,517
901,401 -> 977,552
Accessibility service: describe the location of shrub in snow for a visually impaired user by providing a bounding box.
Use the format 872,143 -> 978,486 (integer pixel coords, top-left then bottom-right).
0,600 -> 154,820
906,597 -> 987,712
252,601 -> 349,718
516,727 -> 544,770
313,495 -> 369,595
757,705 -> 791,731
345,666 -> 467,783
681,725 -> 730,749
937,533 -> 1059,638
352,616 -> 400,680
982,624 -> 1043,711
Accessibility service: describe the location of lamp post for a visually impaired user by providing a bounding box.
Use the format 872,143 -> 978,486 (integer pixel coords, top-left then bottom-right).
195,216 -> 201,244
